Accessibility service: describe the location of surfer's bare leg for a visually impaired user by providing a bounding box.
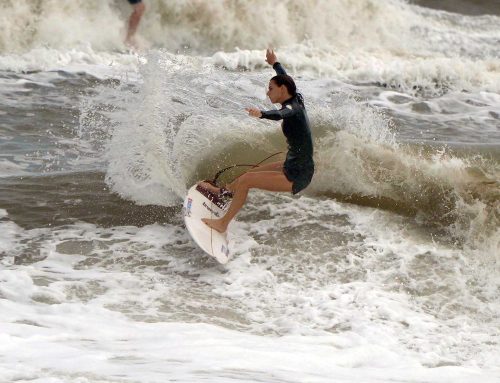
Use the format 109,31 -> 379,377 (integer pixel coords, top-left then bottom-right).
125,2 -> 145,46
197,161 -> 284,194
246,161 -> 284,173
202,171 -> 293,233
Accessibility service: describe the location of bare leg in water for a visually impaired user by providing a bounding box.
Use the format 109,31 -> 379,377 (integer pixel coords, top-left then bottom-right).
125,2 -> 146,47
199,167 -> 293,233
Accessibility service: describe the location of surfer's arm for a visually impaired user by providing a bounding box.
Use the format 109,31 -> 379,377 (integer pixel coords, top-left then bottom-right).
260,106 -> 297,120
272,62 -> 287,76
246,107 -> 297,120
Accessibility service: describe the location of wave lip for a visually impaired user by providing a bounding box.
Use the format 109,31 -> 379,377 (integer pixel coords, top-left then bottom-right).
2,1 -> 499,57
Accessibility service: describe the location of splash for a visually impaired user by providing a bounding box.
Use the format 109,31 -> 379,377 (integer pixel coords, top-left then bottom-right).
99,51 -> 283,205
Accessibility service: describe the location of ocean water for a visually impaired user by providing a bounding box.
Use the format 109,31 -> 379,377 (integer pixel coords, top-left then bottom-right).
0,1 -> 499,382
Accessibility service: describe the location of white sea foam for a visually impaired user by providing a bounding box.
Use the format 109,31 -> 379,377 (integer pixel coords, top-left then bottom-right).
209,47 -> 500,95
2,0 -> 499,57
0,193 -> 498,382
1,0 -> 498,93
0,46 -> 143,78
0,215 -> 25,268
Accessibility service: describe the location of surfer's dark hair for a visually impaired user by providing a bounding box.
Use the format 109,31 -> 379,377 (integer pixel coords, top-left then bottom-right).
271,74 -> 296,96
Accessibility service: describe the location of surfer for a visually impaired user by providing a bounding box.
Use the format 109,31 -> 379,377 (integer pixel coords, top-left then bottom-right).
199,49 -> 314,233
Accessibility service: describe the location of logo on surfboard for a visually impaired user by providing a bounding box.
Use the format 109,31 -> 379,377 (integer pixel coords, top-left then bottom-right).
202,201 -> 221,217
185,198 -> 193,217
221,244 -> 229,257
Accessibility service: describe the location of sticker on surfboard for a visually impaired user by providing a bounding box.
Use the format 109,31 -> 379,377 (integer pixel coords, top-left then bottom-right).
183,184 -> 231,264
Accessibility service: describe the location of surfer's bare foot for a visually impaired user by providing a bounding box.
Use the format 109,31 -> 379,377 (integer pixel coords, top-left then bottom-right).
202,218 -> 227,233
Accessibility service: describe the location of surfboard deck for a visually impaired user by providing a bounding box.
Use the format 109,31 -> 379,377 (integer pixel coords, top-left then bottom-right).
183,184 -> 231,264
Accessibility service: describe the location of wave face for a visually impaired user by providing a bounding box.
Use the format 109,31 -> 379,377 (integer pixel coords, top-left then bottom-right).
74,51 -> 499,259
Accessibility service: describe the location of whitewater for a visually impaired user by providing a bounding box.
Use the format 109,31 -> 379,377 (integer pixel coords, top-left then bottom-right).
0,1 -> 499,382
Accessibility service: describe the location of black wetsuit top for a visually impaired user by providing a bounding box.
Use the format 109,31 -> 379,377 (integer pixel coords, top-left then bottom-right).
260,62 -> 314,194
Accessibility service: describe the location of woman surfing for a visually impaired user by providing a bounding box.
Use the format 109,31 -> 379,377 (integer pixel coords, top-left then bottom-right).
199,49 -> 314,233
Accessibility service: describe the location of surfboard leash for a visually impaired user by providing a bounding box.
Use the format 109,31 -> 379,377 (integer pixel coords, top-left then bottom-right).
210,151 -> 284,186
206,151 -> 283,260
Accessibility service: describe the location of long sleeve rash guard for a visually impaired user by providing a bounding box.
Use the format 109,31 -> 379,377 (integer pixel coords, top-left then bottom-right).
259,62 -> 314,193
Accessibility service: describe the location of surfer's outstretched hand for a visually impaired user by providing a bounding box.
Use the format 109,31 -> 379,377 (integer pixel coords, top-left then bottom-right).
246,108 -> 262,118
266,48 -> 277,65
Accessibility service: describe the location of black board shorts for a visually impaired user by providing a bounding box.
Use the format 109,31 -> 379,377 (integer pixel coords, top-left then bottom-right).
127,0 -> 142,4
283,159 -> 314,195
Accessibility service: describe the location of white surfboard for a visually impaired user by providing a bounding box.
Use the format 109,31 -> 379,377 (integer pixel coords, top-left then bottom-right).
183,184 -> 231,264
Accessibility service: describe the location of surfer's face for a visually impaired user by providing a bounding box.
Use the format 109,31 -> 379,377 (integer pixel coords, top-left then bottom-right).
267,80 -> 287,104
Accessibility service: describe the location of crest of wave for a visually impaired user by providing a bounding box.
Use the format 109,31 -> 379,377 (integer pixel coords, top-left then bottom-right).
2,0 -> 498,57
121,0 -> 500,59
0,0 -> 124,52
2,0 -> 498,93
